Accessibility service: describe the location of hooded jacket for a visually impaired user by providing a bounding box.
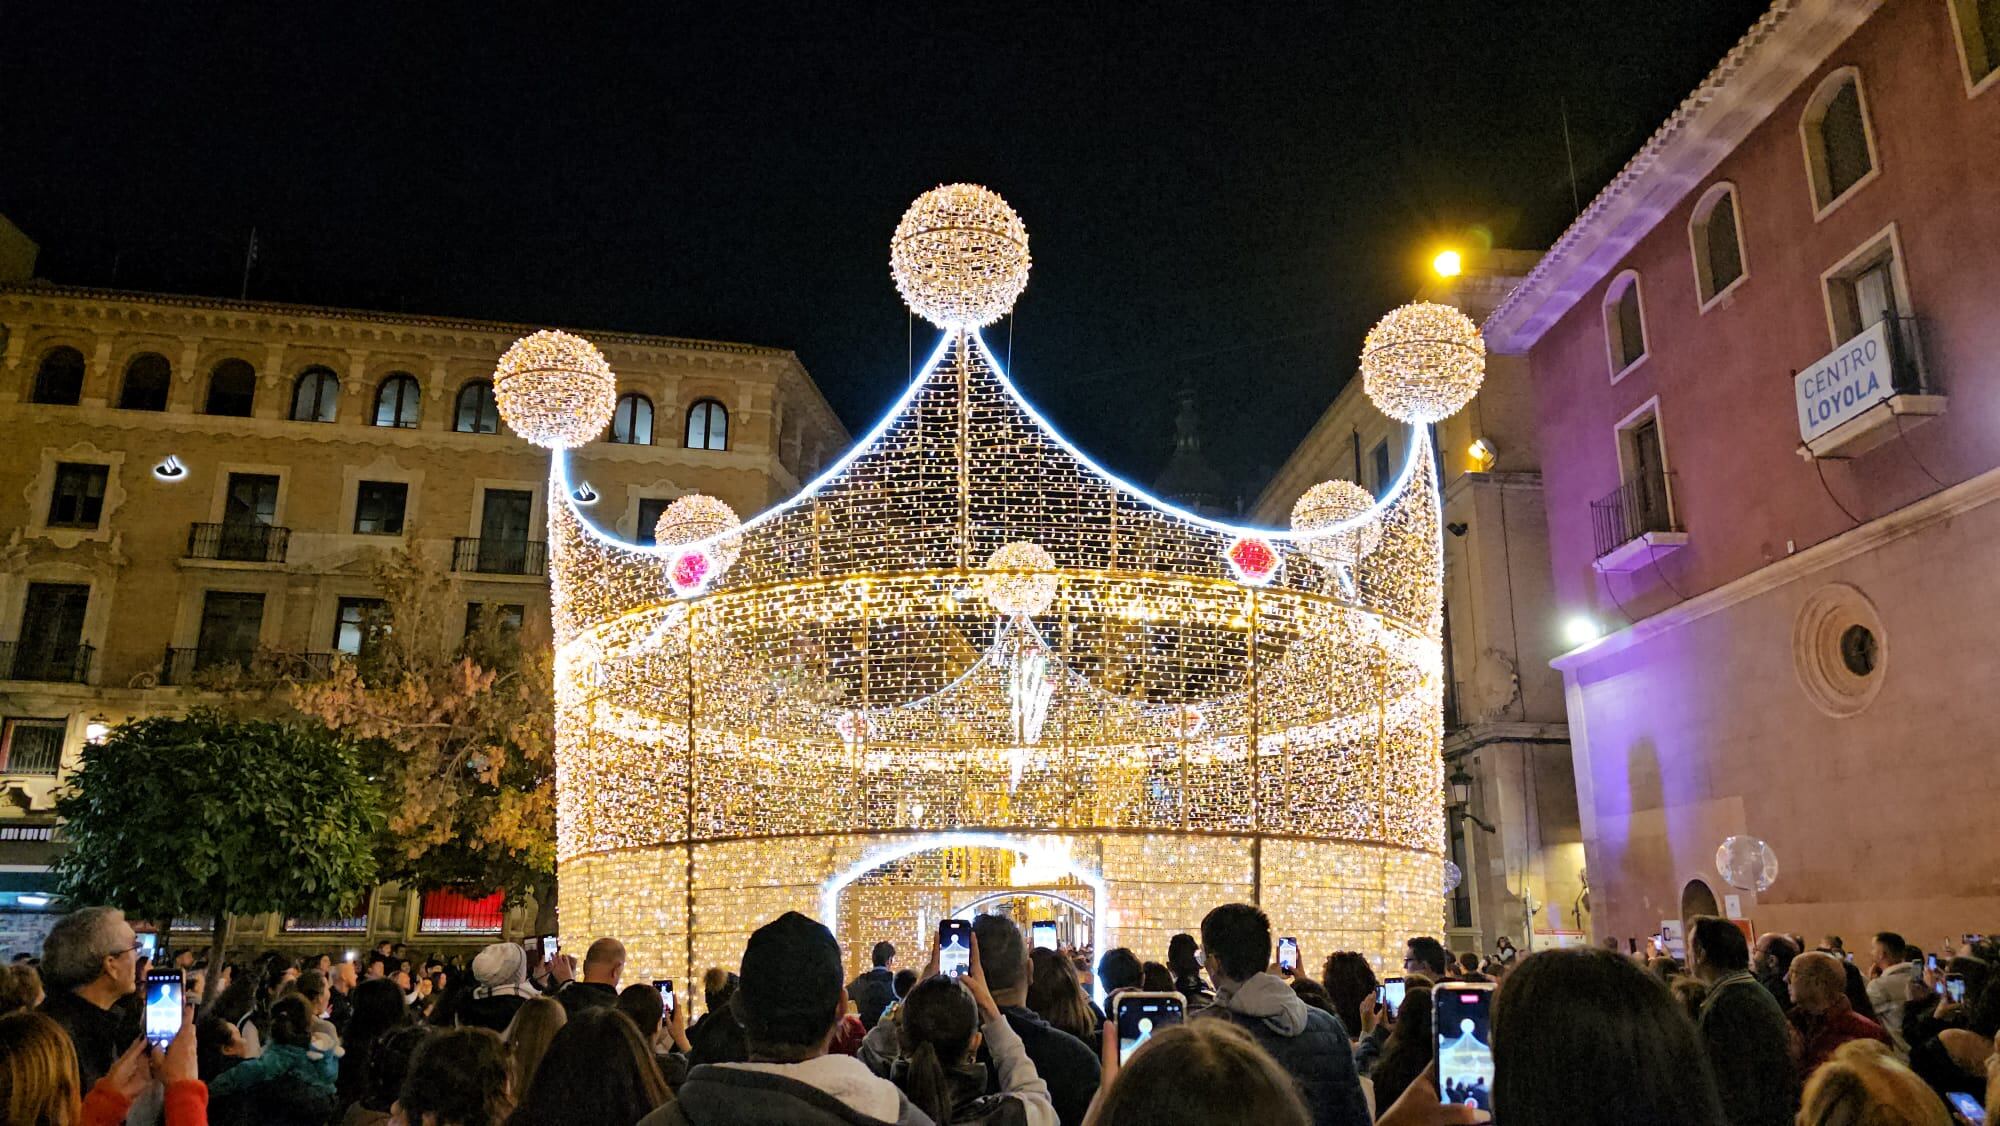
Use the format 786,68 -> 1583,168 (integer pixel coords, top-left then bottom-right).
1199,972 -> 1369,1126
639,1054 -> 935,1126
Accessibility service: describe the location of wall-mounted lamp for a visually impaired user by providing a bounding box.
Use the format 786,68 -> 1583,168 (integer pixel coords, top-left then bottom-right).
153,455 -> 187,481
1468,437 -> 1498,470
84,717 -> 111,745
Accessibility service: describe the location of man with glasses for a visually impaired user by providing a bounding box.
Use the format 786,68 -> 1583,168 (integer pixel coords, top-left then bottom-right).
39,905 -> 141,1089
1403,936 -> 1451,980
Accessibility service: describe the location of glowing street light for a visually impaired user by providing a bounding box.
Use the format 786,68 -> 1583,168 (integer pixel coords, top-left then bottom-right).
1563,616 -> 1601,647
1432,249 -> 1463,278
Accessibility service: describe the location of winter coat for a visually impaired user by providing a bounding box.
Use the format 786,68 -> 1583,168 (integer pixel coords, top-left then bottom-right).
1793,998 -> 1893,1080
850,967 -> 899,1029
1199,973 -> 1370,1126
893,1015 -> 1057,1126
988,1005 -> 1099,1126
639,1054 -> 936,1126
208,1041 -> 339,1126
1697,970 -> 1799,1126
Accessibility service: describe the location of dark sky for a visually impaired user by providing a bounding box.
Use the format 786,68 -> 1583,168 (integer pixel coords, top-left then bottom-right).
3,1 -> 1770,501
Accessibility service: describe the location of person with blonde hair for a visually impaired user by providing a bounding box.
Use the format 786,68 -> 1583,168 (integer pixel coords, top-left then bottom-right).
0,963 -> 44,1016
0,1005 -> 208,1126
500,997 -> 566,1109
1797,1040 -> 1950,1126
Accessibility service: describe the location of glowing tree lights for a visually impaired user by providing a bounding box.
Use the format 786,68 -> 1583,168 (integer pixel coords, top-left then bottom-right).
890,184 -> 1032,329
531,185 -> 1467,988
493,329 -> 619,449
1360,302 -> 1486,424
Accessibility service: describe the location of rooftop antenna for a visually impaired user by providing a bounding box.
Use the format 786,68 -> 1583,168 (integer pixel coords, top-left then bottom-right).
1560,98 -> 1582,217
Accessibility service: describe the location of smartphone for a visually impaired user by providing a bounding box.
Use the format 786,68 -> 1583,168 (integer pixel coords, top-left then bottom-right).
137,933 -> 158,960
1928,954 -> 1940,972
540,934 -> 560,961
1435,982 -> 1496,1111
1031,921 -> 1056,949
1947,1091 -> 1986,1124
1947,974 -> 1967,1003
1277,936 -> 1299,973
939,919 -> 973,978
143,970 -> 184,1048
1965,934 -> 1985,947
1114,991 -> 1184,1063
1382,976 -> 1407,1018
653,978 -> 675,1014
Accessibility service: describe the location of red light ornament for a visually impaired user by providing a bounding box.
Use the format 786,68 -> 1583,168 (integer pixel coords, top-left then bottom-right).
669,549 -> 714,596
1225,537 -> 1280,586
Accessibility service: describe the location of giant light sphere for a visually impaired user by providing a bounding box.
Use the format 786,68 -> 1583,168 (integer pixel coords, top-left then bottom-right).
494,329 -> 619,449
654,494 -> 744,570
1291,478 -> 1381,570
1360,302 -> 1486,424
890,183 -> 1031,329
980,541 -> 1058,617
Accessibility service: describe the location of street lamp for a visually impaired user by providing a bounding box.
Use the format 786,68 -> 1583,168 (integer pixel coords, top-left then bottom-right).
1446,763 -> 1496,833
1432,249 -> 1464,278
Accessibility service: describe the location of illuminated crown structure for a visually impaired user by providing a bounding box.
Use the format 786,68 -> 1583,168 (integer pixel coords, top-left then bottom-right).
511,185 -> 1483,984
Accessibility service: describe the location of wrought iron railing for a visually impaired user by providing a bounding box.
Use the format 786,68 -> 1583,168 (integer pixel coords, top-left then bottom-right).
186,522 -> 290,563
452,537 -> 546,576
0,641 -> 93,684
1590,472 -> 1680,560
0,720 -> 65,776
159,647 -> 334,687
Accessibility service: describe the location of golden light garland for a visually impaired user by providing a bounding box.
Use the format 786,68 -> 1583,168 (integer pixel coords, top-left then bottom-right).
493,329 -> 620,449
1291,479 -> 1383,573
1360,302 -> 1486,424
539,188 -> 1461,986
890,184 -> 1031,329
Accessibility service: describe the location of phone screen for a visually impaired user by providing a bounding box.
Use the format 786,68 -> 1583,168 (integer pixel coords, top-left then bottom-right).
939,919 -> 973,978
1947,975 -> 1967,1003
541,934 -> 559,960
1277,937 -> 1299,973
1436,984 -> 1495,1111
1382,977 -> 1407,1017
1948,1091 -> 1986,1124
137,933 -> 158,960
653,979 -> 675,1014
1031,921 -> 1056,949
1115,992 -> 1184,1063
144,971 -> 183,1047
1928,954 -> 1940,971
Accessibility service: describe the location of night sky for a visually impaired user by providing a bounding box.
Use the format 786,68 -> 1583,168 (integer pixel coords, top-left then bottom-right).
3,1 -> 1770,501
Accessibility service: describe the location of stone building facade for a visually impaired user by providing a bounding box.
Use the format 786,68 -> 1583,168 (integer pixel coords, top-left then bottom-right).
0,280 -> 845,953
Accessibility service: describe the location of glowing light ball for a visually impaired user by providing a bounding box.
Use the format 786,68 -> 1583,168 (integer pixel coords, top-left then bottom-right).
1360,302 -> 1486,424
1290,479 -> 1382,570
980,541 -> 1058,617
654,494 -> 743,572
890,184 -> 1031,329
493,329 -> 619,449
1225,537 -> 1281,586
1715,836 -> 1779,893
1443,859 -> 1463,895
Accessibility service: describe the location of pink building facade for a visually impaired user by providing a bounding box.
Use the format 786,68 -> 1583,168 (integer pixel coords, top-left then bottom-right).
1486,0 -> 2000,945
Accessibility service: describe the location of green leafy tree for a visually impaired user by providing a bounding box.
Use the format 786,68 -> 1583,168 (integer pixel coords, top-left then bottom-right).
53,710 -> 380,966
291,542 -> 556,909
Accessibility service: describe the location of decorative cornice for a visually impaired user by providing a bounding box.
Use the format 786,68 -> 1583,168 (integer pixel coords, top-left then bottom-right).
1553,462 -> 2000,673
0,281 -> 792,359
1483,0 -> 1881,354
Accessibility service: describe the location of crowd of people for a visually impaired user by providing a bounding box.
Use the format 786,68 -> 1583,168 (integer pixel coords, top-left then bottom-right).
1,902 -> 1996,1125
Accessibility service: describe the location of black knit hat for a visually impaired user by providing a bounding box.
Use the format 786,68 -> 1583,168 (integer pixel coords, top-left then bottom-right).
734,911 -> 844,1050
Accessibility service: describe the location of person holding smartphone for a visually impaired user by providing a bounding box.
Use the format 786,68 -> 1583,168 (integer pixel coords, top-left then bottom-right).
1192,904 -> 1370,1126
891,933 -> 1058,1126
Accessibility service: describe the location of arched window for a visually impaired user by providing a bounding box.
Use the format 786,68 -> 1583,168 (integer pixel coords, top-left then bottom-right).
30,346 -> 85,405
374,373 -> 422,428
610,393 -> 654,444
1802,69 -> 1877,213
290,366 -> 341,422
685,399 -> 728,450
117,352 -> 172,411
1603,271 -> 1648,380
204,359 -> 257,416
455,380 -> 499,434
1689,184 -> 1747,307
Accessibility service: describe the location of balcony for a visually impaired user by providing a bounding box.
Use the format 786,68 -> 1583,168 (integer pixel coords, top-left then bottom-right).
186,522 -> 290,564
1795,314 -> 1946,460
452,537 -> 546,577
159,647 -> 334,688
1590,473 -> 1688,574
0,641 -> 94,684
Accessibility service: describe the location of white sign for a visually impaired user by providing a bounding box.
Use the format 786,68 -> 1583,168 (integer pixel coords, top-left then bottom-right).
1796,320 -> 1894,442
1724,894 -> 1743,919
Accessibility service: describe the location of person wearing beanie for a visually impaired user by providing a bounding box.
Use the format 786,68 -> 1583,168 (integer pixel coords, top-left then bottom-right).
458,942 -> 542,1032
643,911 -> 933,1125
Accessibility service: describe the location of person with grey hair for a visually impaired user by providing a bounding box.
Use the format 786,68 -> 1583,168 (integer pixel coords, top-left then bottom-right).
37,905 -> 141,1090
